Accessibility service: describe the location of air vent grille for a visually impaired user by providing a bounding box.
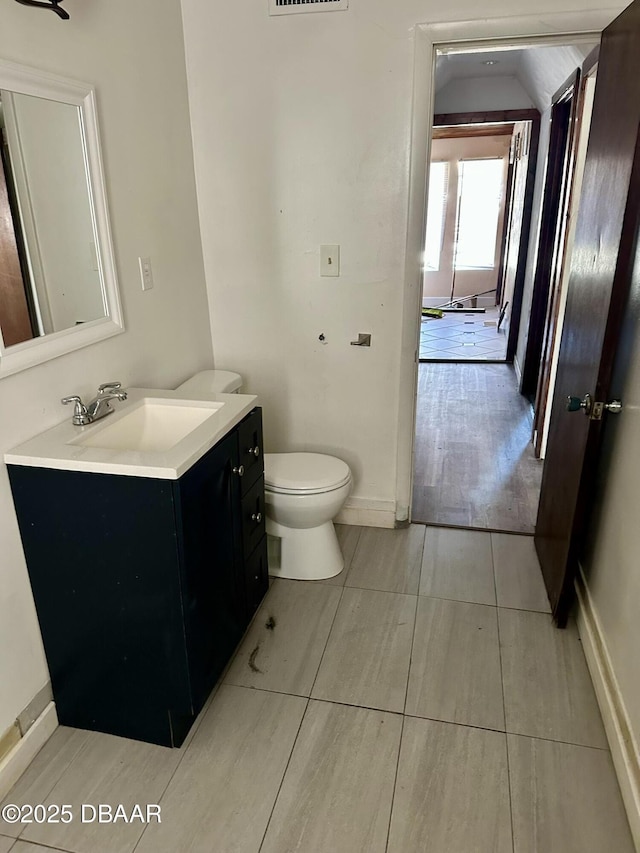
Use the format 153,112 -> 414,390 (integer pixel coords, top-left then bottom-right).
269,0 -> 348,15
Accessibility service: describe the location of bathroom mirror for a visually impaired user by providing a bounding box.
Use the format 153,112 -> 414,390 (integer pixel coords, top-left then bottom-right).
0,58 -> 123,378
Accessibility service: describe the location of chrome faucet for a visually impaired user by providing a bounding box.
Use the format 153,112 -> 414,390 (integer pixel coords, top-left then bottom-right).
87,382 -> 128,421
62,381 -> 128,426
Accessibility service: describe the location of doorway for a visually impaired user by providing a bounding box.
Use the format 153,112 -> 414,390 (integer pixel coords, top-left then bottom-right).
411,35 -> 599,534
420,124 -> 512,362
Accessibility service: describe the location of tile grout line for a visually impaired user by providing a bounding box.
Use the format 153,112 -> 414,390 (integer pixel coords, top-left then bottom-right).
383,714 -> 406,853
8,732 -> 90,845
382,530 -> 425,851
306,526 -> 363,701
339,525 -> 363,590
403,527 -> 427,716
12,841 -> 75,852
257,697 -> 311,853
133,585 -> 284,853
198,681 -> 613,751
139,532 -> 357,853
384,526 -> 426,853
491,532 -> 516,853
415,521 -> 536,537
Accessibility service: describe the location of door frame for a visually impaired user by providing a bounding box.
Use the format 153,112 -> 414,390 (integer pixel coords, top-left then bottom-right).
395,9 -> 619,524
532,48 -> 600,456
520,70 -> 581,402
432,108 -> 541,368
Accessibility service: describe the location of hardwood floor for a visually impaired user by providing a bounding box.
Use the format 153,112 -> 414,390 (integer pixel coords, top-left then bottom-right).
412,363 -> 543,533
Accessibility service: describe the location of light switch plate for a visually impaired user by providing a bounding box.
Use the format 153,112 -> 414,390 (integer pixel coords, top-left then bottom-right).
139,256 -> 154,291
320,245 -> 340,277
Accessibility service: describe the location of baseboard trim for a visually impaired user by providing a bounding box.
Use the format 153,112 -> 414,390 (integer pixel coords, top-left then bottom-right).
422,296 -> 496,309
0,702 -> 58,802
513,352 -> 522,386
575,568 -> 640,849
335,498 -> 396,528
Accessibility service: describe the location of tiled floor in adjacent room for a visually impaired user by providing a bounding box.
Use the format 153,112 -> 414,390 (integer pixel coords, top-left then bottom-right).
420,305 -> 508,361
1,525 -> 634,853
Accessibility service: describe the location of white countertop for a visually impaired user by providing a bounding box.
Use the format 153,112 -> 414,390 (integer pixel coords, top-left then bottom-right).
4,388 -> 259,480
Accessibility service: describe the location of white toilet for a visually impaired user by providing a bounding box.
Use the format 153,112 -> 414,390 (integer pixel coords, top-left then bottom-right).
263,452 -> 351,580
175,370 -> 352,581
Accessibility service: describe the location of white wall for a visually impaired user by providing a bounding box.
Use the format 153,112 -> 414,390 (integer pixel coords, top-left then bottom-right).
514,45 -> 598,381
519,44 -> 594,110
0,0 -> 212,738
587,422 -> 640,733
435,75 -> 535,113
180,0 -> 610,521
582,231 -> 640,799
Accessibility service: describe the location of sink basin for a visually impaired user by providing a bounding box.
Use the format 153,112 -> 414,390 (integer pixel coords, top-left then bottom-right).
6,387 -> 259,480
71,398 -> 225,452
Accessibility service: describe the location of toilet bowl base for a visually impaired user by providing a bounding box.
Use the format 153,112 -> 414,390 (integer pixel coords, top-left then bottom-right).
266,519 -> 343,580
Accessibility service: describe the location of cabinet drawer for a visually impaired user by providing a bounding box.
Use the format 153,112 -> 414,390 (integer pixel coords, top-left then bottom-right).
241,474 -> 266,558
237,408 -> 264,491
244,538 -> 269,620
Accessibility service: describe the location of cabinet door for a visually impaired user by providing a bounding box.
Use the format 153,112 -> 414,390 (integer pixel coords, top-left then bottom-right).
7,465 -> 189,743
173,432 -> 244,713
245,540 -> 269,620
237,408 -> 264,490
241,474 -> 267,559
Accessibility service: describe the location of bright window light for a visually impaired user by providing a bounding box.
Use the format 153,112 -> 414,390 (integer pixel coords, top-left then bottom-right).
454,158 -> 504,270
423,161 -> 448,272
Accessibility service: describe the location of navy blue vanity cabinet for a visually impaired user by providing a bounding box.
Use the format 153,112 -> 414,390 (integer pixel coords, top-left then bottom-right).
7,407 -> 268,748
237,409 -> 269,620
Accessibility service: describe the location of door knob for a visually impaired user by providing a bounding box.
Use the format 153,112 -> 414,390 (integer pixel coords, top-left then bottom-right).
567,394 -> 623,420
232,465 -> 245,477
248,446 -> 260,457
567,394 -> 592,415
251,512 -> 262,523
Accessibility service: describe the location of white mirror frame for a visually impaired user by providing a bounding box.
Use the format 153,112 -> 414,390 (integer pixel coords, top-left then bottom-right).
0,58 -> 123,379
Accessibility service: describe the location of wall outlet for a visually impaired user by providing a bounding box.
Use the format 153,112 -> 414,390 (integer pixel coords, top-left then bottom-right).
320,245 -> 340,277
139,256 -> 154,291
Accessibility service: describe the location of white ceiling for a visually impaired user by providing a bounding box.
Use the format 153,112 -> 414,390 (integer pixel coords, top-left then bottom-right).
435,42 -> 598,112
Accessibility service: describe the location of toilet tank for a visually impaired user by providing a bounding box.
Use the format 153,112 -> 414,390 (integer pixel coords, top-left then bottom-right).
175,370 -> 242,396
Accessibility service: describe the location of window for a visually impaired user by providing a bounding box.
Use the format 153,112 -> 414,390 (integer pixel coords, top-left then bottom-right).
423,161 -> 448,271
454,158 -> 504,270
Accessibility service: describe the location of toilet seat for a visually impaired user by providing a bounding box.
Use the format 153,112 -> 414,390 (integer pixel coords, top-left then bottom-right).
264,452 -> 351,495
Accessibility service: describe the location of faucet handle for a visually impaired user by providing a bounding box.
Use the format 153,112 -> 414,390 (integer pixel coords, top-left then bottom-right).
98,381 -> 122,394
61,395 -> 90,426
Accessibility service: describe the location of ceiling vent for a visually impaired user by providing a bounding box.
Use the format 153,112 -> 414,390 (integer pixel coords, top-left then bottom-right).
269,0 -> 349,15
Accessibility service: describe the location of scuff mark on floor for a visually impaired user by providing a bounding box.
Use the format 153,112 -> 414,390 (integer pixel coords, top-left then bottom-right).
248,644 -> 262,673
265,616 -> 276,631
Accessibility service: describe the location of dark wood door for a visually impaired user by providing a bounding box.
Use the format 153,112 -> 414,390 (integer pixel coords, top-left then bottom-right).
0,129 -> 35,346
535,0 -> 640,625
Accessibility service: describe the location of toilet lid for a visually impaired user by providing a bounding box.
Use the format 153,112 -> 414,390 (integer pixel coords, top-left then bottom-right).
264,453 -> 351,494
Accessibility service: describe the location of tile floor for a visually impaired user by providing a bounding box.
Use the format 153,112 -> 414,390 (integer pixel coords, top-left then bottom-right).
420,305 -> 508,360
0,525 -> 634,853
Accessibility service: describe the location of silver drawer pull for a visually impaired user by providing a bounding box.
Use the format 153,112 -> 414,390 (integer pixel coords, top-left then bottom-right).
251,512 -> 263,523
249,445 -> 260,457
232,465 -> 245,477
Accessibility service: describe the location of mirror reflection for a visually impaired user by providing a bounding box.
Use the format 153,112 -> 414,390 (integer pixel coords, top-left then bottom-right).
0,89 -> 106,348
